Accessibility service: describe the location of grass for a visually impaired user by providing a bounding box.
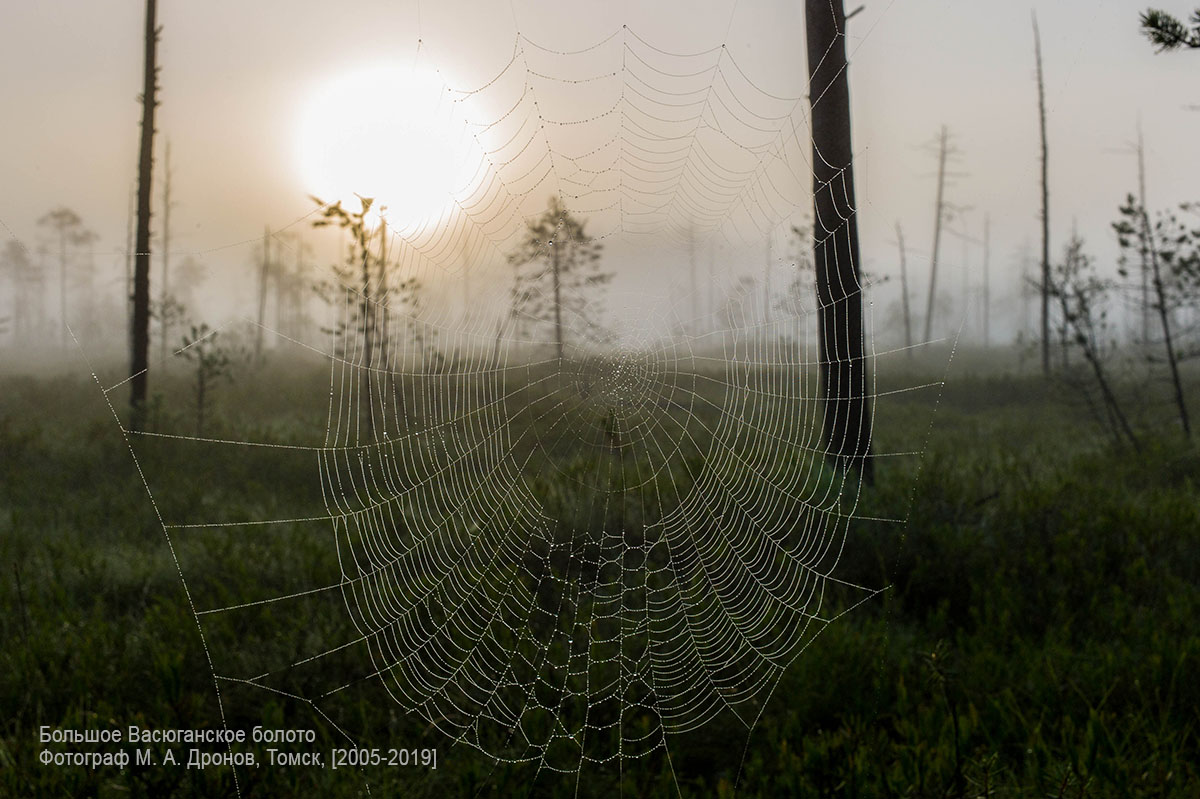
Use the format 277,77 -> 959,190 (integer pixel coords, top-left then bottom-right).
1,350 -> 1198,797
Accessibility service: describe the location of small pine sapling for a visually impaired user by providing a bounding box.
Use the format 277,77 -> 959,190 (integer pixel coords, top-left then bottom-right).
179,323 -> 236,436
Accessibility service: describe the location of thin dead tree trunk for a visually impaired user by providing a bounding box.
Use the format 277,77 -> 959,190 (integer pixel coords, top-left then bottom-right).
377,221 -> 396,434
708,237 -> 715,328
126,185 -> 135,350
273,240 -> 284,335
689,225 -> 697,334
805,0 -> 874,485
960,232 -> 969,340
1136,124 -> 1150,346
58,225 -> 67,348
983,214 -> 991,347
130,0 -> 159,428
895,221 -> 912,355
291,236 -> 310,340
552,240 -> 563,360
1034,12 -> 1051,376
360,225 -> 374,437
764,232 -> 773,326
462,253 -> 471,354
1022,251 -> 1033,343
923,125 -> 948,344
256,226 -> 269,361
378,219 -> 389,355
159,139 -> 171,371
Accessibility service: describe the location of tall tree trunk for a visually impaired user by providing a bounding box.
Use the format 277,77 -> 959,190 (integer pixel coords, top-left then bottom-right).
462,250 -> 471,335
960,233 -> 969,338
126,185 -> 135,351
1033,12 -> 1051,376
360,226 -> 374,437
1022,250 -> 1033,344
923,125 -> 948,343
552,241 -> 563,359
83,242 -> 96,336
293,239 -> 304,339
764,232 -> 772,326
159,139 -> 171,370
983,214 -> 991,347
895,221 -> 912,355
805,0 -> 874,485
689,225 -> 697,334
130,0 -> 159,429
58,229 -> 67,348
256,226 -> 269,361
1136,124 -> 1150,346
377,219 -> 390,372
708,237 -> 715,326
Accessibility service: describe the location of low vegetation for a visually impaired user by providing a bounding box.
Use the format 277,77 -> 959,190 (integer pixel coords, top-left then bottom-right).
1,355 -> 1197,797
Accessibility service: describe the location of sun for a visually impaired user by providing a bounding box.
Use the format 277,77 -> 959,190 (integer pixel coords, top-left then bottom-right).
296,64 -> 467,231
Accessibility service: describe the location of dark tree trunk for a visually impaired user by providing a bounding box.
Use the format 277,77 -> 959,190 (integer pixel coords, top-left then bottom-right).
159,139 -> 171,371
923,126 -> 947,344
983,214 -> 991,347
689,227 -> 697,334
805,0 -> 874,485
377,219 -> 389,368
1033,13 -> 1051,376
126,186 -> 134,351
764,233 -> 772,326
360,225 -> 374,437
130,0 -> 159,428
552,241 -> 563,359
1136,125 -> 1150,346
256,226 -> 269,361
896,221 -> 912,355
58,229 -> 67,348
708,238 -> 715,325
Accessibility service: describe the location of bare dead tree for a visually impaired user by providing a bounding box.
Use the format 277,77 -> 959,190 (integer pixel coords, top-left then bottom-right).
708,237 -> 716,325
125,184 -> 135,348
1033,12 -> 1051,375
159,138 -> 173,370
764,230 -> 773,326
895,221 -> 913,354
1136,125 -> 1151,345
923,125 -> 949,344
256,225 -> 269,361
689,225 -> 698,334
982,214 -> 991,347
130,0 -> 160,428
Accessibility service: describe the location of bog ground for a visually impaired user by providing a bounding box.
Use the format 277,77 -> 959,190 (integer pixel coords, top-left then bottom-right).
2,352 -> 1197,797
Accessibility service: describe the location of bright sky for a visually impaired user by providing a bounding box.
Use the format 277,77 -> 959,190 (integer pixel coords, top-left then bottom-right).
1,0 -> 1196,341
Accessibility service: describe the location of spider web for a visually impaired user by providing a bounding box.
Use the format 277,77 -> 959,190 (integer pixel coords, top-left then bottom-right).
89,5 -> 939,791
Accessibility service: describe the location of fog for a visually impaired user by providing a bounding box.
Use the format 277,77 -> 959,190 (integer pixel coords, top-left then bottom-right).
1,1 -> 1197,369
